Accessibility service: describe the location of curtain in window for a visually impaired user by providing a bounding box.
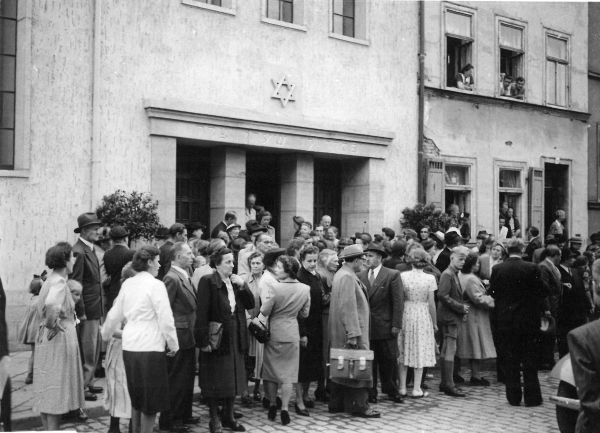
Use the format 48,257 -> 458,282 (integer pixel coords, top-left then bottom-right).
446,11 -> 471,38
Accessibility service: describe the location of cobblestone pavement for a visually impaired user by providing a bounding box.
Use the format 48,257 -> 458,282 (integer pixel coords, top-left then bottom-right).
49,367 -> 561,433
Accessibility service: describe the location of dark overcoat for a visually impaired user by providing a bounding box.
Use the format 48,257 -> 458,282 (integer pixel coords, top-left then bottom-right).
70,239 -> 103,319
297,267 -> 324,382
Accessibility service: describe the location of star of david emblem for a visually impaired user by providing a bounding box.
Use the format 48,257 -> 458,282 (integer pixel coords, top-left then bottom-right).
271,75 -> 296,107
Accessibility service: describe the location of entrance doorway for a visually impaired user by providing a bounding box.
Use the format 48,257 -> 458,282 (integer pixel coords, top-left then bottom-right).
246,152 -> 281,239
544,162 -> 569,236
176,144 -> 211,227
314,158 -> 342,232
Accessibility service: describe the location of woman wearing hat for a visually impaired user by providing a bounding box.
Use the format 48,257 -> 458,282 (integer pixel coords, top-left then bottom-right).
226,223 -> 241,247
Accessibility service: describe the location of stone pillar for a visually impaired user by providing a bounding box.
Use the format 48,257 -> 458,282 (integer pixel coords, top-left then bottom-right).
210,147 -> 246,230
280,154 -> 314,245
151,136 -> 177,225
341,158 -> 384,238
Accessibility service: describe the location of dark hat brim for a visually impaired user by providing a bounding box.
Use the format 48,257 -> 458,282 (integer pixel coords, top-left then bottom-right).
364,247 -> 388,258
74,220 -> 101,233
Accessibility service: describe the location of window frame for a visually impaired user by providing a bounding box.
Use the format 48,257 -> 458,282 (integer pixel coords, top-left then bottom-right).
544,28 -> 571,108
441,2 -> 477,93
494,160 -> 527,237
441,155 -> 477,240
181,0 -> 236,16
329,0 -> 369,46
261,0 -> 307,32
495,15 -> 527,100
0,2 -> 17,170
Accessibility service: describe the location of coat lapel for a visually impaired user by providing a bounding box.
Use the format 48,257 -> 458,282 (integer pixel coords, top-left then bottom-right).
369,267 -> 387,298
177,271 -> 197,304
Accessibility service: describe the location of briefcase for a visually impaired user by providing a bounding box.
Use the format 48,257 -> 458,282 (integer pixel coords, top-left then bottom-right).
329,348 -> 374,381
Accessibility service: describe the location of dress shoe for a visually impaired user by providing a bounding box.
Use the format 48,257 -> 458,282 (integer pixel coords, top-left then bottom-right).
280,410 -> 290,426
221,419 -> 245,432
367,395 -> 378,404
444,387 -> 466,397
352,409 -> 381,418
453,374 -> 465,384
303,398 -> 315,408
84,391 -> 98,401
469,377 -> 490,386
183,417 -> 201,425
389,394 -> 405,403
63,408 -> 89,422
89,385 -> 104,394
268,406 -> 277,421
294,404 -> 310,416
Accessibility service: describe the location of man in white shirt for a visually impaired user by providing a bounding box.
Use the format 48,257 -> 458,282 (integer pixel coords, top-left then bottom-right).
498,217 -> 509,242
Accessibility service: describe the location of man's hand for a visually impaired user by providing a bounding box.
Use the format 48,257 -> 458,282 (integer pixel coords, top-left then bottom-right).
391,327 -> 400,336
230,274 -> 244,286
346,337 -> 358,349
166,348 -> 178,357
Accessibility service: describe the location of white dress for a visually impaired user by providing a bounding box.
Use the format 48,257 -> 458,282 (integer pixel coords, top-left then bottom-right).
398,269 -> 437,368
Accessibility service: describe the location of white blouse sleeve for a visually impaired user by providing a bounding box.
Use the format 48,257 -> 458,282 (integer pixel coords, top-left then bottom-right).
152,280 -> 179,352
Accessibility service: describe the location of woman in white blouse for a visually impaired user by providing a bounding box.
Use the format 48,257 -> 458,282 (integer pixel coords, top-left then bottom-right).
102,246 -> 178,433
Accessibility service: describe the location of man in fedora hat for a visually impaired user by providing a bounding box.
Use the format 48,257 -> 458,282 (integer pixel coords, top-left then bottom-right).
359,243 -> 404,404
328,245 -> 380,418
103,225 -> 135,310
70,212 -> 104,401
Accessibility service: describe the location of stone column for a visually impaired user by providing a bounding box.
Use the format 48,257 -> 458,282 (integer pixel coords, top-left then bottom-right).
280,154 -> 314,245
151,136 -> 177,225
210,147 -> 246,230
341,158 -> 384,238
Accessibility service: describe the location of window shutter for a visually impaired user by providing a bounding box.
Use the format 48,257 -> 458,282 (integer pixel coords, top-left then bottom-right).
426,159 -> 445,208
528,167 -> 544,235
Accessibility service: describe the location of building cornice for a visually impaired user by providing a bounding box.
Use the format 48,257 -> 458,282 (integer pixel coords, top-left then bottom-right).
425,87 -> 590,122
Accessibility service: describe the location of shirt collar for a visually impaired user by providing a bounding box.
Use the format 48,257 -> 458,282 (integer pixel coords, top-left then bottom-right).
79,237 -> 95,251
171,265 -> 189,278
370,264 -> 382,277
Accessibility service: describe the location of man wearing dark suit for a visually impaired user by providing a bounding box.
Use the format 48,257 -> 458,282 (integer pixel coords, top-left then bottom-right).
523,226 -> 542,262
159,242 -> 199,432
158,223 -> 187,281
435,231 -> 461,273
70,212 -> 104,401
490,238 -> 547,406
102,226 -> 135,311
538,245 -> 562,368
359,244 -> 404,403
210,211 -> 237,239
0,277 -> 11,432
437,245 -> 469,397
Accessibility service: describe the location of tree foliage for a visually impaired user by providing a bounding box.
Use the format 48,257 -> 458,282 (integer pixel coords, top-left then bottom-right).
400,203 -> 452,233
96,190 -> 161,242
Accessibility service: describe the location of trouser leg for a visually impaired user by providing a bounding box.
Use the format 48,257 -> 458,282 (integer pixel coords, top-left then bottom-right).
79,319 -> 101,388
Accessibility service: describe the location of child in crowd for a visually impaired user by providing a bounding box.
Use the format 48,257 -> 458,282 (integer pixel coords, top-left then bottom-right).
17,272 -> 46,384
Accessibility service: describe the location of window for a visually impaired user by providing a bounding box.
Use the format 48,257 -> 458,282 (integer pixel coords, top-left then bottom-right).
198,0 -> 221,5
498,167 -> 524,234
0,0 -> 17,169
267,0 -> 293,23
181,0 -> 235,15
546,32 -> 569,107
445,8 -> 474,89
444,164 -> 471,218
498,22 -> 525,99
332,0 -> 354,37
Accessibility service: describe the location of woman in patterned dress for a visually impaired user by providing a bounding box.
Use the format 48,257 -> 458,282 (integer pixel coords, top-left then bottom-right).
33,242 -> 85,430
397,249 -> 438,398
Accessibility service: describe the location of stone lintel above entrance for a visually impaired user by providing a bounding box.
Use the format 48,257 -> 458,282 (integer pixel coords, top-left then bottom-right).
144,99 -> 393,159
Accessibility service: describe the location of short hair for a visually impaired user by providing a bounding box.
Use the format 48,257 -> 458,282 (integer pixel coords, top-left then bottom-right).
503,74 -> 513,81
286,238 -> 305,256
461,64 -> 473,73
224,211 -> 237,221
45,242 -> 73,269
506,238 -> 525,255
169,242 -> 189,262
277,255 -> 300,279
382,227 -> 395,239
359,233 -> 372,244
300,245 -> 319,261
451,245 -> 470,258
561,248 -> 577,263
192,239 -> 210,257
516,76 -> 525,83
169,223 -> 186,237
257,210 -> 272,223
131,245 -> 160,272
528,226 -> 540,237
373,234 -> 384,243
210,247 -> 233,266
255,232 -> 270,245
461,252 -> 479,274
556,209 -> 565,218
247,251 -> 263,268
390,240 -> 408,258
543,245 -> 562,260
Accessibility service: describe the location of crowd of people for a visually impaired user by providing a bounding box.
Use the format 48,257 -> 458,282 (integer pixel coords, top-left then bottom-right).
16,197 -> 600,433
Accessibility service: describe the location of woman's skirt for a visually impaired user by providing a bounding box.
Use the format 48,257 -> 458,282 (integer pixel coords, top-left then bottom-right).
123,350 -> 169,414
104,338 -> 131,418
262,341 -> 299,384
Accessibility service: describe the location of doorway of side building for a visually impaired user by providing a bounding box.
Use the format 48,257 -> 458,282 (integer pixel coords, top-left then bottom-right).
246,151 -> 281,241
176,144 -> 211,228
314,158 -> 342,233
544,162 -> 570,236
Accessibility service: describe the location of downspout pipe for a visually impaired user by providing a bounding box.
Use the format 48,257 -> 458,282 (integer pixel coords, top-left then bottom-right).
417,0 -> 426,204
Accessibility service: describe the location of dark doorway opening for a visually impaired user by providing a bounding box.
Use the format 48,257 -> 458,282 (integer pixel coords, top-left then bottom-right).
544,162 -> 569,236
246,151 -> 281,241
176,144 -> 211,228
314,158 -> 342,233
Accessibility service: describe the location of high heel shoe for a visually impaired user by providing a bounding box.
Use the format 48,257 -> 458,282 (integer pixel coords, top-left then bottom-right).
294,404 -> 310,417
268,405 -> 277,421
280,410 -> 290,426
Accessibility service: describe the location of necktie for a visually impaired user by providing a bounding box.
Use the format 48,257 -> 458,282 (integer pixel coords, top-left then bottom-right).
368,270 -> 375,286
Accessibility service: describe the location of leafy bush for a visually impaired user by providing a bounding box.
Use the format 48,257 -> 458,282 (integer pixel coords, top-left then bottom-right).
96,190 -> 161,242
401,203 -> 452,233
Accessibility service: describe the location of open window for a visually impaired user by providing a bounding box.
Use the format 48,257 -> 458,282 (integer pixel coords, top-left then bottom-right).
498,22 -> 525,99
445,8 -> 474,89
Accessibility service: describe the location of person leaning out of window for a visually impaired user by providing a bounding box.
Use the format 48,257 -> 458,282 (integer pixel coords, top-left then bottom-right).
456,64 -> 474,91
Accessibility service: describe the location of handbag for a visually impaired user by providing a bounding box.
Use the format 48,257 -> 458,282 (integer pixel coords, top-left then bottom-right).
208,321 -> 224,350
248,321 -> 270,344
329,347 -> 374,382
